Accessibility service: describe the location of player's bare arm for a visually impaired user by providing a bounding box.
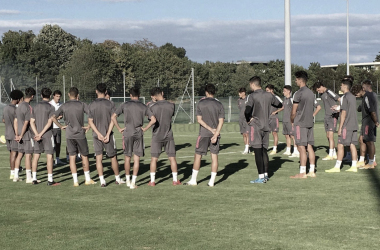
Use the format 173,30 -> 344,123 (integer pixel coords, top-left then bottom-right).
313,105 -> 322,117
211,118 -> 224,143
35,118 -> 54,141
19,120 -> 30,140
30,118 -> 40,141
111,113 -> 124,133
142,115 -> 156,132
197,115 -> 216,134
370,112 -> 379,127
52,116 -> 67,130
290,103 -> 298,123
338,110 -> 347,136
104,119 -> 114,143
88,118 -> 104,141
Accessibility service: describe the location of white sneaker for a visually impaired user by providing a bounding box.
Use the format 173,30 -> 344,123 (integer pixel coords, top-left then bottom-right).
283,151 -> 291,156
289,153 -> 300,158
55,159 -> 65,165
13,177 -> 23,182
117,179 -> 126,184
126,179 -> 131,187
184,181 -> 197,186
130,183 -> 137,189
242,151 -> 249,155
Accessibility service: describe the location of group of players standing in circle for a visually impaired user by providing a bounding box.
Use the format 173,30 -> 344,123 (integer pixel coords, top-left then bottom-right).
2,70 -> 378,187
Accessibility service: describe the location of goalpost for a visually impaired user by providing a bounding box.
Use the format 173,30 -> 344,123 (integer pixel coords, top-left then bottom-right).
173,68 -> 195,124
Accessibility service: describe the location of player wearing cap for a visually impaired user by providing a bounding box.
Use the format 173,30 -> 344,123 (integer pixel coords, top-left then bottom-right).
185,84 -> 225,187
237,88 -> 250,154
52,87 -> 95,186
30,88 -> 60,186
245,76 -> 282,183
326,79 -> 359,173
146,87 -> 180,186
265,84 -> 283,155
2,90 -> 23,180
14,87 -> 36,183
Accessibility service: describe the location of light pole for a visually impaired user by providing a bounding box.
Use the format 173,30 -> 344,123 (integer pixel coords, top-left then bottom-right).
346,0 -> 350,75
284,0 -> 291,86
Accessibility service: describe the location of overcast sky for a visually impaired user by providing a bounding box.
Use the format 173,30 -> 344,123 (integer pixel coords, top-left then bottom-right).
1,0 -> 379,67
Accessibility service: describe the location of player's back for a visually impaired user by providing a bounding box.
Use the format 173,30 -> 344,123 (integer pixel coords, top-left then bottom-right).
150,100 -> 175,142
58,100 -> 87,139
197,97 -> 225,137
248,89 -> 275,131
33,100 -> 54,137
122,100 -> 147,136
16,101 -> 32,140
293,86 -> 315,128
88,98 -> 114,137
3,104 -> 17,140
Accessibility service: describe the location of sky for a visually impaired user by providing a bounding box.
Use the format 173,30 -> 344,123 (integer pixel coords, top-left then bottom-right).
0,0 -> 380,67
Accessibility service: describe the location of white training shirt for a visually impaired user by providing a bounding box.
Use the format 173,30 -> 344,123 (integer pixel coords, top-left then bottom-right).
49,100 -> 61,129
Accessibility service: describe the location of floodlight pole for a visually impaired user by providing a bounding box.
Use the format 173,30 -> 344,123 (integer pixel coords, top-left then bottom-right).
191,68 -> 195,123
123,72 -> 126,102
36,76 -> 38,102
346,0 -> 350,75
63,75 -> 66,103
284,0 -> 291,86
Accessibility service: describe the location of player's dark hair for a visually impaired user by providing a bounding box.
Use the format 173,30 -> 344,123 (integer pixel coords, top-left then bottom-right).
151,87 -> 163,97
41,87 -> 52,99
295,71 -> 308,82
362,79 -> 372,87
52,90 -> 62,96
265,84 -> 274,90
205,84 -> 216,95
283,85 -> 292,92
96,83 -> 107,94
343,75 -> 354,83
69,87 -> 79,98
249,76 -> 261,86
130,87 -> 140,97
238,87 -> 246,93
341,79 -> 352,90
25,87 -> 36,98
10,89 -> 24,100
312,82 -> 324,91
350,84 -> 363,96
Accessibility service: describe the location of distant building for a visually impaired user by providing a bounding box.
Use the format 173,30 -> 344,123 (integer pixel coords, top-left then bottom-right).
321,62 -> 380,71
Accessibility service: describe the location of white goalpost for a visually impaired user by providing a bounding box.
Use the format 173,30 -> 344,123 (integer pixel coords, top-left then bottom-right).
173,68 -> 195,124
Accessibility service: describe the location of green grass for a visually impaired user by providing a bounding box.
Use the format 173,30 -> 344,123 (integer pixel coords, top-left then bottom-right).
0,122 -> 380,250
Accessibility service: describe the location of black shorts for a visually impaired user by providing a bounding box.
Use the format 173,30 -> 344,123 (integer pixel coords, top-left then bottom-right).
269,117 -> 279,132
282,122 -> 293,136
294,126 -> 314,146
52,128 -> 61,144
195,136 -> 220,155
362,125 -> 376,142
123,134 -> 144,157
67,138 -> 89,156
93,135 -> 117,158
34,135 -> 55,155
6,139 -> 18,152
249,124 -> 269,149
338,128 -> 357,146
151,139 -> 176,158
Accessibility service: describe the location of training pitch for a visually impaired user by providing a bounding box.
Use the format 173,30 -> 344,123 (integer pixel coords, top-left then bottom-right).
0,122 -> 379,250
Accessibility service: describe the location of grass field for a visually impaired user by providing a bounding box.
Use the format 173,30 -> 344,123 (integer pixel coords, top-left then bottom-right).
0,122 -> 380,250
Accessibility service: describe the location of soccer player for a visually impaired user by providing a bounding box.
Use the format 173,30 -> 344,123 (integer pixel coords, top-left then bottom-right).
312,82 -> 340,160
275,85 -> 299,157
2,90 -> 23,180
146,87 -> 180,186
290,71 -> 317,178
30,88 -> 60,186
88,83 -> 124,187
351,83 -> 379,169
342,75 -> 355,162
237,87 -> 250,154
49,90 -> 64,165
112,87 -> 153,189
52,87 -> 96,186
265,84 -> 283,155
14,87 -> 36,183
326,79 -> 359,173
245,77 -> 282,183
185,84 -> 225,187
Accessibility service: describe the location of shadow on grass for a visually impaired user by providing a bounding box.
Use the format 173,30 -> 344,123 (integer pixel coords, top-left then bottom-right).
212,159 -> 249,185
268,156 -> 294,178
175,143 -> 192,151
219,143 -> 239,151
366,169 -> 380,212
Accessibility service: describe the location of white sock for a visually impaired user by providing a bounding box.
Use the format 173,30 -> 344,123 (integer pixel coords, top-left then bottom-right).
32,172 -> 37,181
208,172 -> 217,186
115,175 -> 121,182
172,172 -> 178,182
335,160 -> 342,169
333,148 -> 337,155
14,168 -> 19,178
190,169 -> 199,183
150,172 -> 156,183
11,170 -> 15,175
300,166 -> 306,174
351,161 -> 357,167
273,146 -> 277,151
126,175 -> 131,182
259,174 -> 265,179
84,171 -> 91,182
72,173 -> 78,183
309,164 -> 315,173
293,148 -> 299,154
245,145 -> 249,151
286,147 -> 291,152
329,149 -> 334,157
369,159 -> 374,165
374,155 -> 376,161
26,170 -> 32,180
132,175 -> 137,184
48,174 -> 53,182
99,175 -> 106,185
359,156 -> 365,162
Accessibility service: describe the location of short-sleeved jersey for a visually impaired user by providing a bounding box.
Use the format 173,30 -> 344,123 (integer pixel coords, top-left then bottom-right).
245,89 -> 282,132
16,101 -> 33,140
269,94 -> 283,119
149,100 -> 175,142
282,96 -> 293,123
361,91 -> 378,126
3,104 -> 17,140
340,91 -> 359,131
31,100 -> 55,139
115,100 -> 148,137
320,89 -> 340,117
293,86 -> 315,128
49,100 -> 61,129
55,100 -> 89,139
237,97 -> 248,120
88,98 -> 115,139
197,97 -> 225,137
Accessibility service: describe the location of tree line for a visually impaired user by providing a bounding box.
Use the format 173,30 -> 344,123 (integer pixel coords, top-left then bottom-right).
1,24 -> 380,102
